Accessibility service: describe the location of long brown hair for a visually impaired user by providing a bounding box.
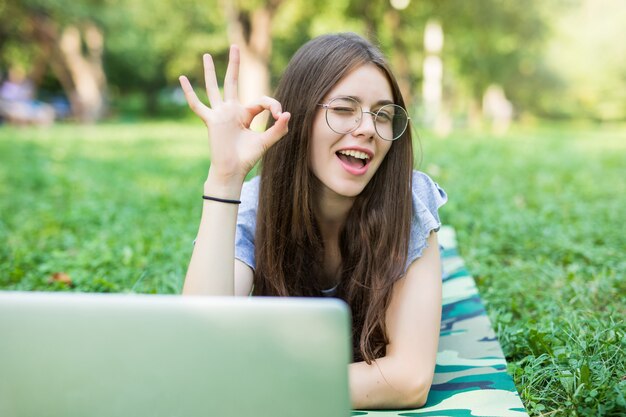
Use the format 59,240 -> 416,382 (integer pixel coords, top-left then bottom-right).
254,33 -> 414,364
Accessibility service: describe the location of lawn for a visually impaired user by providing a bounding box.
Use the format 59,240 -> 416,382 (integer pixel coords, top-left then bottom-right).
0,121 -> 624,415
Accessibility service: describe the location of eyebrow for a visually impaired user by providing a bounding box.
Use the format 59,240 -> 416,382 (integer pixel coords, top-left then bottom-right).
337,95 -> 394,106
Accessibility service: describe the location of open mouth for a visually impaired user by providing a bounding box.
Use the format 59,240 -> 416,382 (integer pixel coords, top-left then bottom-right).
336,149 -> 370,168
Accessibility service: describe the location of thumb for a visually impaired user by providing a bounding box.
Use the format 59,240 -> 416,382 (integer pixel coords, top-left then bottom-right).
260,112 -> 290,149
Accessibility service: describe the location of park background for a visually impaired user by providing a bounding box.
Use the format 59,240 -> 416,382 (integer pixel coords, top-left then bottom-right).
1,0 -> 624,415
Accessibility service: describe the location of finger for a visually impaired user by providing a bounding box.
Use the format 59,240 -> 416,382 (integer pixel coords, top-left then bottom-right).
179,75 -> 210,117
203,54 -> 222,106
259,112 -> 290,149
223,45 -> 239,101
244,96 -> 283,124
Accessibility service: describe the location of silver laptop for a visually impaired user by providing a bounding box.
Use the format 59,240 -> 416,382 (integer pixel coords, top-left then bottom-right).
0,292 -> 352,417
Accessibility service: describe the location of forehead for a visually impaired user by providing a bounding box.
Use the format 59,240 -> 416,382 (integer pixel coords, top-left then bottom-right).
325,64 -> 393,102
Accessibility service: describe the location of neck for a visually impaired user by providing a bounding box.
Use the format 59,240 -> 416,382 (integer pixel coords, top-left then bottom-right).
316,187 -> 354,239
313,186 -> 356,291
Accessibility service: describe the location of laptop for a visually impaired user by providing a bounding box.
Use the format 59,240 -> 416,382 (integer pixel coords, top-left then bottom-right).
0,291 -> 352,417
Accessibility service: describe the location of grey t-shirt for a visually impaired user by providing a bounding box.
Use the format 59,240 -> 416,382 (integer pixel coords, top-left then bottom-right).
235,171 -> 447,274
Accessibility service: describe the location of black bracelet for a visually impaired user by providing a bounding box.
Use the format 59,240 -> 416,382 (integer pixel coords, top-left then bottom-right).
202,195 -> 241,204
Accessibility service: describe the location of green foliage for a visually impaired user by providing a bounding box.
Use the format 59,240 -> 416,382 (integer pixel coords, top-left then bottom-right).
102,0 -> 228,90
439,0 -> 552,92
0,0 -> 42,71
540,0 -> 626,121
3,0 -> 624,120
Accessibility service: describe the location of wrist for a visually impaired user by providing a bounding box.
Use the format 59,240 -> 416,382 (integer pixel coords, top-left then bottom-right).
203,170 -> 245,200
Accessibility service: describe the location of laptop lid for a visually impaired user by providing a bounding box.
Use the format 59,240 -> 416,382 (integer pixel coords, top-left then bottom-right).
0,292 -> 352,417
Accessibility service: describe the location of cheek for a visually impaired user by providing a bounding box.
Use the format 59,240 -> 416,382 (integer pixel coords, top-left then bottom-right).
308,122 -> 325,170
311,112 -> 329,141
310,117 -> 333,157
378,141 -> 393,163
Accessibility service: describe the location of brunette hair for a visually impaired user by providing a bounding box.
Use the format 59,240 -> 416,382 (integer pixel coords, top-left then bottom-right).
254,33 -> 414,363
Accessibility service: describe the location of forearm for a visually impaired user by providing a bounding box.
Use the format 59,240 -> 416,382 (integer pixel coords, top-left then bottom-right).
182,173 -> 243,296
350,233 -> 441,409
349,356 -> 430,410
179,46 -> 289,295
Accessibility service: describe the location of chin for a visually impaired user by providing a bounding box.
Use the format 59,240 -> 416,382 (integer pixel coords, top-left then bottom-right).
326,177 -> 370,199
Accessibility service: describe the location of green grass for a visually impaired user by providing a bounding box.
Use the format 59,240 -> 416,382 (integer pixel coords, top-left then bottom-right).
419,124 -> 626,416
1,121 -> 624,415
0,122 -> 209,294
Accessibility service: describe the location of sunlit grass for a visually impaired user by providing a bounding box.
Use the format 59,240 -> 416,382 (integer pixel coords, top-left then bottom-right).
0,121 -> 624,415
0,122 -> 207,294
419,123 -> 625,416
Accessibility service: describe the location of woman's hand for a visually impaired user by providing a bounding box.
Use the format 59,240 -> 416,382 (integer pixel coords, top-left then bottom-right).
179,45 -> 290,185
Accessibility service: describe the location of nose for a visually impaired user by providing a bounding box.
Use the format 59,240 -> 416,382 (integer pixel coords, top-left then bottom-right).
352,110 -> 377,139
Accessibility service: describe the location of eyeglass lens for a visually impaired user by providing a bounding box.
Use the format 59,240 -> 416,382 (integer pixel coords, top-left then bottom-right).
325,97 -> 408,141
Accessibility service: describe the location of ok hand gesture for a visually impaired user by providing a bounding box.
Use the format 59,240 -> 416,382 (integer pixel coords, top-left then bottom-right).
179,45 -> 291,186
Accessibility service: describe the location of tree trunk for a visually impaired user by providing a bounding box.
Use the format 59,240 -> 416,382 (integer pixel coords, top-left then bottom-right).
30,15 -> 107,122
223,0 -> 282,128
384,10 -> 412,104
58,23 -> 107,122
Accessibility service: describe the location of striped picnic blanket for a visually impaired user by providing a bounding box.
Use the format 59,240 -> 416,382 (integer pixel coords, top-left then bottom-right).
353,226 -> 529,417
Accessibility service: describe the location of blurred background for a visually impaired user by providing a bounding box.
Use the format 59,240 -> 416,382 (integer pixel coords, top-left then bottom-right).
1,0 -> 625,128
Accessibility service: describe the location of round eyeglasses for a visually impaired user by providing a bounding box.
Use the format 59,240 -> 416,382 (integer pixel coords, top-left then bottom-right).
318,96 -> 410,141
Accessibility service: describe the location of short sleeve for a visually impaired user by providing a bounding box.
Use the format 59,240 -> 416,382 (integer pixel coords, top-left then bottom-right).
235,176 -> 260,270
406,170 -> 448,270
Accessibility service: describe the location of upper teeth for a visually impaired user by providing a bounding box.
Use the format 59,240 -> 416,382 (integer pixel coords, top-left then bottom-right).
339,150 -> 370,160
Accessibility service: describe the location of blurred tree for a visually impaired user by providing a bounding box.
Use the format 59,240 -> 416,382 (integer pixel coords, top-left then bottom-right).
3,0 -> 617,122
222,0 -> 283,108
372,0 -> 574,125
429,0 -> 562,123
374,1 -> 434,108
541,0 -> 626,121
0,0 -> 37,75
0,0 -> 108,121
102,0 -> 227,115
344,0 -> 418,103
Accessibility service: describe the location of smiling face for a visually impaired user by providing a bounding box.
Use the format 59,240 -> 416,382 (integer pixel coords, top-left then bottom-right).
309,64 -> 394,201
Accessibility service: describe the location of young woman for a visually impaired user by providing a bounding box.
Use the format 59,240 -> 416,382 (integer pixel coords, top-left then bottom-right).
179,33 -> 447,410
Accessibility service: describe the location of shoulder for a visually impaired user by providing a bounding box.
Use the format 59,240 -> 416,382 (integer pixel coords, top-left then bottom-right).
411,170 -> 447,211
406,170 -> 447,269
